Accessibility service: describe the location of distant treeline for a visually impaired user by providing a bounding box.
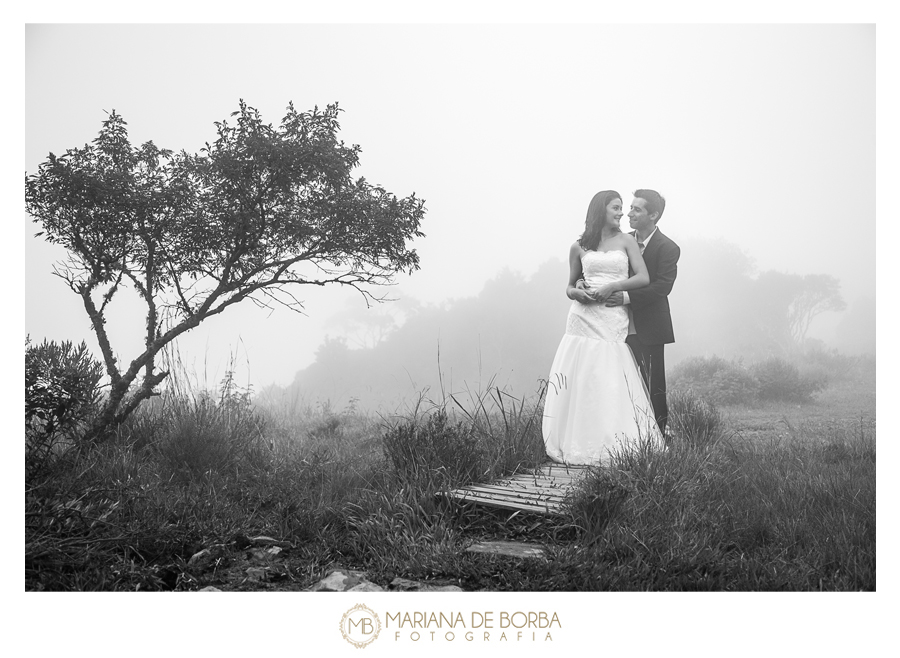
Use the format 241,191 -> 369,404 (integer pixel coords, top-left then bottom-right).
261,238 -> 874,410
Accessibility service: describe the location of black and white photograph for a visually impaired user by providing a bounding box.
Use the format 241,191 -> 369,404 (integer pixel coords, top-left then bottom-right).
16,6 -> 893,655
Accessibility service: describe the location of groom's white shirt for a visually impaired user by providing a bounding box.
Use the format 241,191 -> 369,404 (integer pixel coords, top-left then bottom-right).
622,226 -> 657,306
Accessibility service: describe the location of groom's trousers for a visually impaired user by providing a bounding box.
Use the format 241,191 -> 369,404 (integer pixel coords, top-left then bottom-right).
625,334 -> 668,436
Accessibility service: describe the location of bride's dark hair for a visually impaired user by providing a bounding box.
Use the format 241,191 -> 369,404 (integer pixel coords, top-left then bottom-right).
578,190 -> 622,251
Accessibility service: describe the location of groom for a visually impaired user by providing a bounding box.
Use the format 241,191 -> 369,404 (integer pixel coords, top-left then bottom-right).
607,189 -> 680,435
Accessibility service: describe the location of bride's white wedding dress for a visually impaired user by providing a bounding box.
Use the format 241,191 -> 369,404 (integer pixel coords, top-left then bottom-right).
543,250 -> 663,465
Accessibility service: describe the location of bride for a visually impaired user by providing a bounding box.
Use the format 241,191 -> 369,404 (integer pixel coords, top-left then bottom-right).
543,190 -> 664,465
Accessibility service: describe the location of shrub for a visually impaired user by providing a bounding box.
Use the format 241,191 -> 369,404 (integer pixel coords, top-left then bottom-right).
751,357 -> 825,403
155,395 -> 267,477
672,353 -> 836,407
670,356 -> 759,405
125,374 -> 269,478
25,338 -> 104,476
794,345 -> 851,390
671,355 -> 732,383
798,344 -> 853,373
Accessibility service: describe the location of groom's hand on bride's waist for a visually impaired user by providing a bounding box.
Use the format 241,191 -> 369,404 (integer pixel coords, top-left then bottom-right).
575,279 -> 617,304
604,292 -> 624,307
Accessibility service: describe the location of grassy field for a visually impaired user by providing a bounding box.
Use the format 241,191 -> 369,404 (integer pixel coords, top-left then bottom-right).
25,355 -> 875,591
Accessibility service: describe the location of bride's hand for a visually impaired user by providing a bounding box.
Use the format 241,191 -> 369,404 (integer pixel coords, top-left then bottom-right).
593,284 -> 616,303
572,289 -> 594,304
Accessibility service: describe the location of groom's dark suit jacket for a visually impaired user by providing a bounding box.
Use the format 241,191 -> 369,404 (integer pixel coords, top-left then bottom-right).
629,228 -> 680,345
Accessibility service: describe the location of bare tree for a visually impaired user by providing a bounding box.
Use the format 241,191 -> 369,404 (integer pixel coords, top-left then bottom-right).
25,101 -> 426,440
787,274 -> 847,343
750,271 -> 846,354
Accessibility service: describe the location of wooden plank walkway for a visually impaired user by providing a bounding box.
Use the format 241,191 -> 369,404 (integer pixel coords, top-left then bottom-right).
442,462 -> 596,515
465,540 -> 547,559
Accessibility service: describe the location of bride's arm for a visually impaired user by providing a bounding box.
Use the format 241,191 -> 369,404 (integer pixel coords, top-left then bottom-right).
565,242 -> 594,304
592,236 -> 650,302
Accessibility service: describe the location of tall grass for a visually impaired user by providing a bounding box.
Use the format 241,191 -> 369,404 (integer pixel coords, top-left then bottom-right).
332,384 -> 549,579
25,362 -> 875,591
553,396 -> 875,591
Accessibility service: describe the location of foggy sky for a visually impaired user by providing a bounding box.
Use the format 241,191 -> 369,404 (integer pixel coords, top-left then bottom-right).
24,24 -> 876,391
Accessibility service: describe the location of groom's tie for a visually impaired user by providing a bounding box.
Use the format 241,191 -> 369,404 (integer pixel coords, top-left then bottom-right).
638,241 -> 645,254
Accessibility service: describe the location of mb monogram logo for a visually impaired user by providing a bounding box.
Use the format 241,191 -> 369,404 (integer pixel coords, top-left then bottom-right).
339,604 -> 382,648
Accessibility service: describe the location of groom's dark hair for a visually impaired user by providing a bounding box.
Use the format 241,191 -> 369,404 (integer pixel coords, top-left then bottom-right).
633,189 -> 666,222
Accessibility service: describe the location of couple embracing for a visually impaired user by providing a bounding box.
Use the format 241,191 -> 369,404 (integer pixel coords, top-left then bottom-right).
543,189 -> 680,465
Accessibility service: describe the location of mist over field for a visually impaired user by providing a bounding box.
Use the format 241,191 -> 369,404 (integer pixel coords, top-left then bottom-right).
26,24 -> 876,401
264,236 -> 874,411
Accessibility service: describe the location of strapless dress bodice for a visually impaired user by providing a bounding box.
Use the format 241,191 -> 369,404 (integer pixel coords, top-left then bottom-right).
581,249 -> 628,287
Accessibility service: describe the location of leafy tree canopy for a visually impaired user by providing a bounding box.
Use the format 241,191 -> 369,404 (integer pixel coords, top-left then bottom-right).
26,101 -> 426,440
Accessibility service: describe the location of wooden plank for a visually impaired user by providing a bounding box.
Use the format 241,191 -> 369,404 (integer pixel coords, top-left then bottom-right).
504,463 -> 593,476
502,473 -> 579,484
478,480 -> 572,491
532,467 -> 588,476
455,484 -> 568,501
447,490 -> 565,511
458,485 -> 568,500
506,476 -> 581,487
445,486 -> 564,503
532,467 -> 593,479
487,485 -> 569,497
502,479 -> 573,490
439,462 -> 592,516
449,489 -> 562,507
451,494 -> 562,510
448,493 -> 559,514
536,463 -> 594,472
482,478 -> 571,491
465,541 -> 546,559
507,471 -> 582,481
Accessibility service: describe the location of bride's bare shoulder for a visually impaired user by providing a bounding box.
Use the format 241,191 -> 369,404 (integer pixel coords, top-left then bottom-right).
569,241 -> 586,256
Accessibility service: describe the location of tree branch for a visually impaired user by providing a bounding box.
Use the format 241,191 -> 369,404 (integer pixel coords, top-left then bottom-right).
77,285 -> 122,390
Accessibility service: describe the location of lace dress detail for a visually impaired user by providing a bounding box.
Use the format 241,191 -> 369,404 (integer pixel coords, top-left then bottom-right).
564,250 -> 629,342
